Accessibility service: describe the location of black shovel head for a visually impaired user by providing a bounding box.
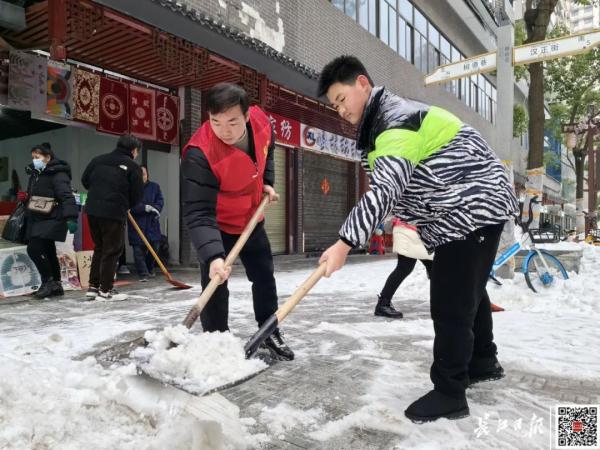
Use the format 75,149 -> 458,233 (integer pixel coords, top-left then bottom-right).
243,314 -> 278,359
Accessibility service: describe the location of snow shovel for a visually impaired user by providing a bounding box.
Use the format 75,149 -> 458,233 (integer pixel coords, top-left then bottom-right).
181,194 -> 272,329
244,262 -> 327,359
127,211 -> 191,289
97,194 -> 273,360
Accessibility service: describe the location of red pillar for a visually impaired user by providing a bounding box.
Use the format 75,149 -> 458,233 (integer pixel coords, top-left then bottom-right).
48,0 -> 67,61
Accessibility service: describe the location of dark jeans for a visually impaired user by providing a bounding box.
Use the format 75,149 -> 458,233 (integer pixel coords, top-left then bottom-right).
132,242 -> 158,277
199,222 -> 278,332
380,254 -> 433,300
88,216 -> 125,292
429,223 -> 504,397
27,237 -> 61,283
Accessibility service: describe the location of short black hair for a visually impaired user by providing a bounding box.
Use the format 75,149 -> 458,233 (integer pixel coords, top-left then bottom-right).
206,83 -> 249,115
117,134 -> 142,153
317,55 -> 374,97
31,142 -> 55,160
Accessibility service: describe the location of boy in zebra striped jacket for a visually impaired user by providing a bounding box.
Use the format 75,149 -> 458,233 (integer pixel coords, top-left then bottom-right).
317,56 -> 518,423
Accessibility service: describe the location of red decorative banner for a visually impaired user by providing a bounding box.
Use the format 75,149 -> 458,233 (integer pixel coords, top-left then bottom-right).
73,68 -> 100,124
129,84 -> 156,140
267,111 -> 301,147
155,92 -> 179,144
98,77 -> 128,135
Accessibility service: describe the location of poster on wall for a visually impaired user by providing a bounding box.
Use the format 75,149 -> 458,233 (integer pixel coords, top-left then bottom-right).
0,246 -> 42,298
7,51 -> 47,113
46,60 -> 74,119
73,68 -> 100,124
156,92 -> 179,144
129,84 -> 156,140
98,77 -> 129,135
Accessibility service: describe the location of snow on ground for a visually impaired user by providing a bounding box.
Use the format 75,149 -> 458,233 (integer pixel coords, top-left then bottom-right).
0,242 -> 599,449
0,334 -> 260,450
134,325 -> 267,395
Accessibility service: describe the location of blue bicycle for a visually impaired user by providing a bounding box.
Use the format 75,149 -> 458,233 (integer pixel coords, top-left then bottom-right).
489,196 -> 568,293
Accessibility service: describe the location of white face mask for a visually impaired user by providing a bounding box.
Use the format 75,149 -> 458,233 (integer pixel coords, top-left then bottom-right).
32,158 -> 46,170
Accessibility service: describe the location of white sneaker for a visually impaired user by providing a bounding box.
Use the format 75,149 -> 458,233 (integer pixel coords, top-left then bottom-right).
95,289 -> 128,301
85,287 -> 99,299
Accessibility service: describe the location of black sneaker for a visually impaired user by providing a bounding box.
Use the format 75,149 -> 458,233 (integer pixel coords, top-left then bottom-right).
262,330 -> 294,361
374,296 -> 404,318
469,358 -> 505,385
405,390 -> 470,423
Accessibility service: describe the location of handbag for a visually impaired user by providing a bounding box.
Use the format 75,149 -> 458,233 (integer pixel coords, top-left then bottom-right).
27,195 -> 57,215
2,201 -> 27,243
392,222 -> 433,260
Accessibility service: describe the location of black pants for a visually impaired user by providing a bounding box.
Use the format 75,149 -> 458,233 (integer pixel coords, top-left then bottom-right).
132,242 -> 158,277
88,216 -> 125,292
429,223 -> 504,397
27,237 -> 61,283
200,222 -> 278,332
380,254 -> 432,300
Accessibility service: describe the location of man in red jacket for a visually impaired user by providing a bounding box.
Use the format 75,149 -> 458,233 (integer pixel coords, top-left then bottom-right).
181,83 -> 293,361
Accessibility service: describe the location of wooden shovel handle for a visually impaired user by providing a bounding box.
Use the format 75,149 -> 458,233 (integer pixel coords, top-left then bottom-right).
275,263 -> 327,323
127,211 -> 170,278
182,195 -> 271,329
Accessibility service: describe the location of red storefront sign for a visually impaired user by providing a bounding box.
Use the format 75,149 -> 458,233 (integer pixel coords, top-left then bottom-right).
267,112 -> 300,147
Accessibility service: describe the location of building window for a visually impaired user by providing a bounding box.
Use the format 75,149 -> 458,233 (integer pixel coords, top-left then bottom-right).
330,0 -> 496,123
357,0 -> 377,34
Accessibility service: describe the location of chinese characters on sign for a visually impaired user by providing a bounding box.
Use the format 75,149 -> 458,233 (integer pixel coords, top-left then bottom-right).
268,112 -> 301,147
513,29 -> 600,65
425,51 -> 497,85
300,123 -> 359,161
267,112 -> 359,161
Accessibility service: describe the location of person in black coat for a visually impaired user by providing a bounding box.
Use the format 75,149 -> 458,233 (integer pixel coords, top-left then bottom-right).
24,143 -> 79,299
127,165 -> 164,281
81,135 -> 144,301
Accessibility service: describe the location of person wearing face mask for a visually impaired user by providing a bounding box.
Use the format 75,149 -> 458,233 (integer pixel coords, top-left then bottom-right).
23,143 -> 79,299
181,82 -> 294,361
81,134 -> 144,301
127,165 -> 164,281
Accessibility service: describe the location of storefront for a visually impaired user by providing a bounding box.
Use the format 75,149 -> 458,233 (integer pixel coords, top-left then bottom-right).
299,124 -> 360,253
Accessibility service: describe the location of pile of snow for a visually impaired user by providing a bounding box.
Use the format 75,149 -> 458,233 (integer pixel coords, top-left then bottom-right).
134,325 -> 267,395
0,334 -> 259,450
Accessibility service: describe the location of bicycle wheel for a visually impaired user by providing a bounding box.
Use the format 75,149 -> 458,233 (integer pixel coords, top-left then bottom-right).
523,250 -> 568,293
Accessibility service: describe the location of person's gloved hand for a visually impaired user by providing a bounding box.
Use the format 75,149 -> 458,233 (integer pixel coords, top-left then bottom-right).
67,221 -> 78,234
144,204 -> 160,217
17,191 -> 28,202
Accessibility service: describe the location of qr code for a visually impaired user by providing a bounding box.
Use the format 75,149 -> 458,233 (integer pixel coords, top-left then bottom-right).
556,405 -> 599,448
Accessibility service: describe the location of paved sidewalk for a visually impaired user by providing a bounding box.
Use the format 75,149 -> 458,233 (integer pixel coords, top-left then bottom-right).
1,254 -> 597,449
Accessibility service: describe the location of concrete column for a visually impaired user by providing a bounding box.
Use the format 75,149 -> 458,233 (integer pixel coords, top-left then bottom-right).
495,23 -> 515,162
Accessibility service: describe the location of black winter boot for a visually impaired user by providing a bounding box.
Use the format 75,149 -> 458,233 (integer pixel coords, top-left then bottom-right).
468,356 -> 505,385
49,280 -> 64,297
262,330 -> 294,361
405,390 -> 469,423
374,295 -> 404,318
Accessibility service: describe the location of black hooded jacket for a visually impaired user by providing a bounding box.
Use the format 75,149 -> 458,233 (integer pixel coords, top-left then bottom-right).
25,158 -> 79,242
